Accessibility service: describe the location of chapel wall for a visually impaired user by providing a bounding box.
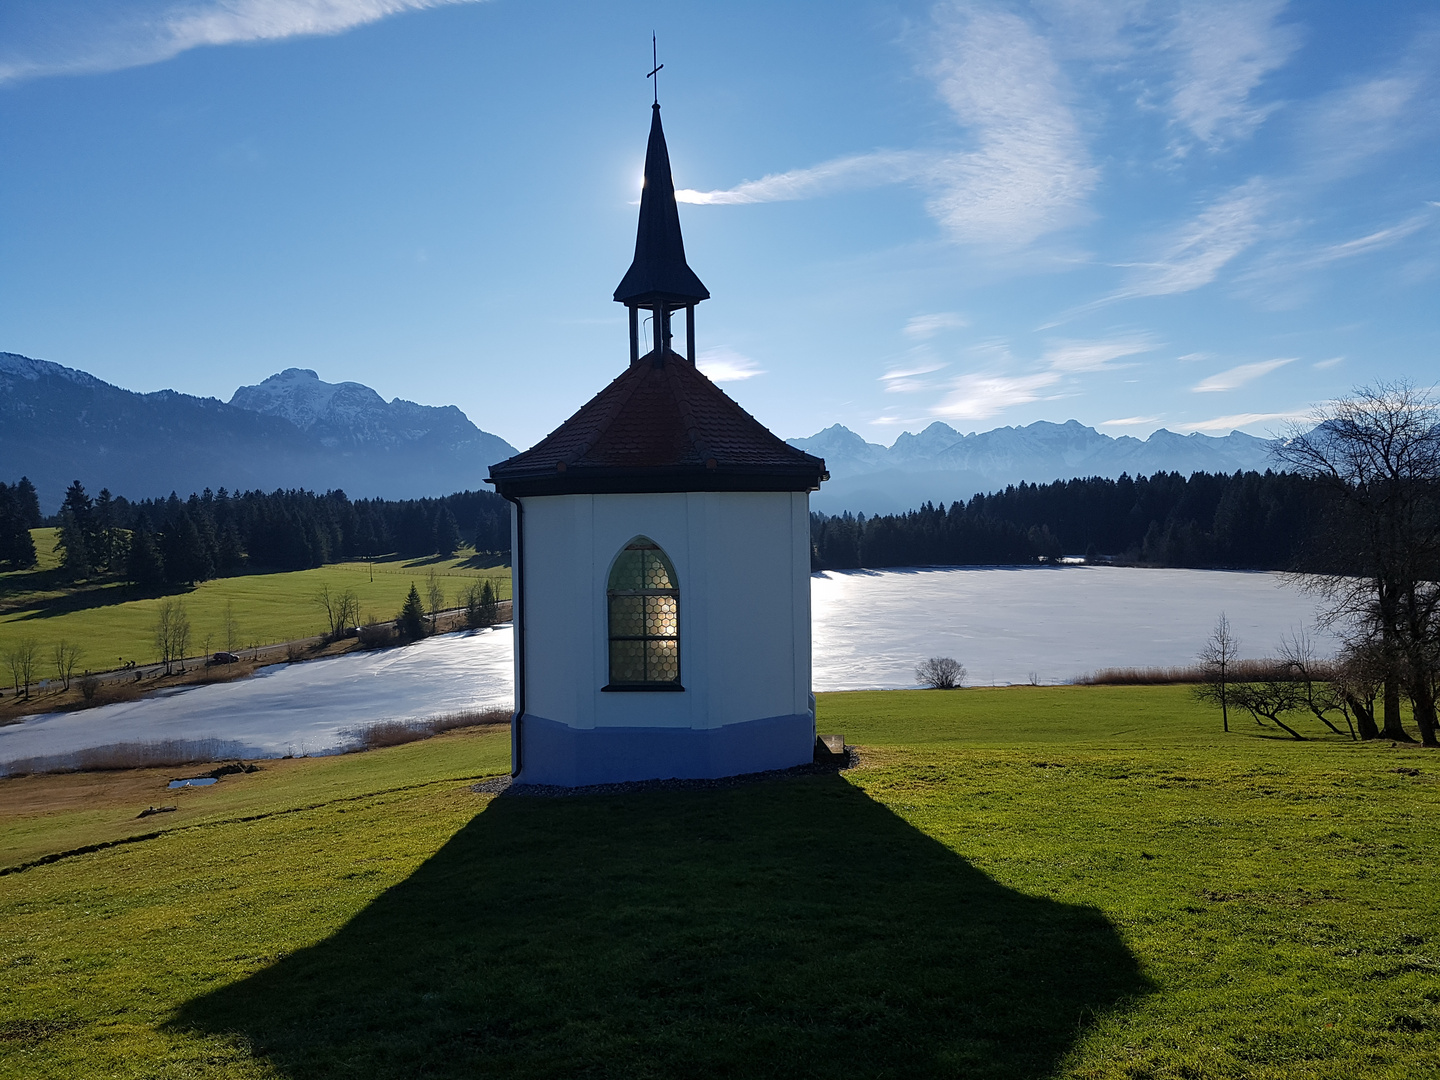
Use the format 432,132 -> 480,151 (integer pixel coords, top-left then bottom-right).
515,490 -> 812,733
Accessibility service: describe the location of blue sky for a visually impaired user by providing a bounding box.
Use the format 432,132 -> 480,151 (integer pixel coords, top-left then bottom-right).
2,1 -> 1436,452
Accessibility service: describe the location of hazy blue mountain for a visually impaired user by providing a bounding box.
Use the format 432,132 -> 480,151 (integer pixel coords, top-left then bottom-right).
0,353 -> 518,512
789,420 -> 1281,515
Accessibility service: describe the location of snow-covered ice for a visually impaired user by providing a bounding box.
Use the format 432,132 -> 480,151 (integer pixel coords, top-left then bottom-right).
812,565 -> 1334,690
0,567 -> 1334,769
0,626 -> 514,772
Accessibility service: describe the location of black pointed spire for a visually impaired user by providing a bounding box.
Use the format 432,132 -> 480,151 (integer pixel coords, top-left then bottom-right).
613,104 -> 710,308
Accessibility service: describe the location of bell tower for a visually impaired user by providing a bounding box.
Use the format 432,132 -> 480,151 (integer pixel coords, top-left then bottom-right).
487,78 -> 828,788
613,101 -> 710,365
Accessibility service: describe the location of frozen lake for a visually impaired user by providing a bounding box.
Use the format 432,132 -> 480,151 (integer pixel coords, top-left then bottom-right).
812,565 -> 1332,690
0,566 -> 1332,771
0,626 -> 515,774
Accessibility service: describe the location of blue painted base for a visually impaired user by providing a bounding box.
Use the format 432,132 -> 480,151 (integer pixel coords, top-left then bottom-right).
515,712 -> 816,787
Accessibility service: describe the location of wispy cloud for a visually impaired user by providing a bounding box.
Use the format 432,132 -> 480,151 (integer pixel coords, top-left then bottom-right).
1099,415 -> 1161,427
0,0 -> 484,83
926,333 -> 1156,421
1176,410 -> 1307,433
1319,216 -> 1435,262
675,151 -> 918,208
1294,29 -> 1438,182
676,151 -> 926,206
933,371 -> 1065,421
1164,0 -> 1300,149
881,362 -> 948,394
903,312 -> 968,339
1041,336 -> 1154,372
1227,203 -> 1438,309
697,347 -> 764,383
1116,178 -> 1270,299
923,5 -> 1097,243
1313,356 -> 1344,370
679,3 -> 1096,247
1191,357 -> 1293,393
1031,0 -> 1147,62
1275,213 -> 1437,276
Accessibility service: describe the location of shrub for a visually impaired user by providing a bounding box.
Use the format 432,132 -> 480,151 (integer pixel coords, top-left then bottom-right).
78,675 -> 100,701
464,579 -> 500,630
916,657 -> 966,689
357,623 -> 395,648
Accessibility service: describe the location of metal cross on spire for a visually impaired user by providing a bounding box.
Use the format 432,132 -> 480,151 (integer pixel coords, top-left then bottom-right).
647,32 -> 663,105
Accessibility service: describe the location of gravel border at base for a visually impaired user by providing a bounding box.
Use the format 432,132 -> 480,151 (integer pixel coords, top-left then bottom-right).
469,747 -> 857,798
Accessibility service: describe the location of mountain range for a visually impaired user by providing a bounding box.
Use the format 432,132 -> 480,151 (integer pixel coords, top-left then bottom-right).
2,351 -> 1283,516
0,353 -> 517,512
788,420 -> 1281,515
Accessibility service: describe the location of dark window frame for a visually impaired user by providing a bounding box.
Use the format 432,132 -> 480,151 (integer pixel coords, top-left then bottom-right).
603,536 -> 683,691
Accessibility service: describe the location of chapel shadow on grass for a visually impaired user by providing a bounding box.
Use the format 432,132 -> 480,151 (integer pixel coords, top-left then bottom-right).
171,773 -> 1151,1079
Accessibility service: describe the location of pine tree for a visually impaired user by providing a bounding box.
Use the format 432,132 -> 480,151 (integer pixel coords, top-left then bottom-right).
55,480 -> 95,577
55,509 -> 92,577
398,583 -> 427,640
161,509 -> 214,584
0,483 -> 38,568
217,523 -> 245,571
94,488 -> 115,570
127,520 -> 167,588
433,506 -> 461,557
14,477 -> 41,528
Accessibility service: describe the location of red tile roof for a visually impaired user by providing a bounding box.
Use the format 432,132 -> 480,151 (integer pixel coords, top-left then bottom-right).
488,351 -> 827,497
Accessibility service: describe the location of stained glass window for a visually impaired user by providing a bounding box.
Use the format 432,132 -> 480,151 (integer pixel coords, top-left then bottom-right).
607,537 -> 680,686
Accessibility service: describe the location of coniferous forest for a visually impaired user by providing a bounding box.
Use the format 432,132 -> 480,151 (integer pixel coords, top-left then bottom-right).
809,469 -> 1321,572
0,468 -> 1364,584
0,480 -> 510,587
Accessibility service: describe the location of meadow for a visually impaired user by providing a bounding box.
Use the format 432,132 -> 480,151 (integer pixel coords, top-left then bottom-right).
1,684 -> 1435,1078
0,529 -> 510,674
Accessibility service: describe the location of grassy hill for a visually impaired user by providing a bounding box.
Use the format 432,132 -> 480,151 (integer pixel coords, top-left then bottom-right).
0,532 -> 510,672
1,686 -> 1436,1078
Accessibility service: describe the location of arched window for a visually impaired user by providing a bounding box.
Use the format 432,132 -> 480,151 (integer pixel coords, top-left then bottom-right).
605,536 -> 681,689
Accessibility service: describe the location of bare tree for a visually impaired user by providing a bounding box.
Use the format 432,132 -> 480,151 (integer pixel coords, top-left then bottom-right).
426,570 -> 446,626
153,599 -> 191,675
154,601 -> 174,674
1275,380 -> 1440,745
916,657 -> 966,689
1331,634 -> 1385,740
51,639 -> 82,692
1229,670 -> 1308,740
223,599 -> 240,653
1277,628 -> 1353,738
172,602 -> 191,672
6,637 -> 39,699
1194,613 -> 1239,732
314,585 -> 360,640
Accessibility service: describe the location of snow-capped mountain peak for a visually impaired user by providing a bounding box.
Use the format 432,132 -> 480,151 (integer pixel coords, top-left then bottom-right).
787,419 -> 1283,514
229,368 -> 386,433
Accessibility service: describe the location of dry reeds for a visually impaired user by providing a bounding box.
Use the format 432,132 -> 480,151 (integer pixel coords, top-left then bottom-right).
342,707 -> 512,751
1076,659 -> 1329,686
1076,665 -> 1206,685
1,738 -> 255,778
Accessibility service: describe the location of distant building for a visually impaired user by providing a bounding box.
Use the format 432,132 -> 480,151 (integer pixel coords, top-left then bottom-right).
488,100 -> 828,786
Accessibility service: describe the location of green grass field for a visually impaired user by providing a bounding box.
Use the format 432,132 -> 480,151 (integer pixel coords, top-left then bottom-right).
0,530 -> 509,671
1,686 -> 1437,1078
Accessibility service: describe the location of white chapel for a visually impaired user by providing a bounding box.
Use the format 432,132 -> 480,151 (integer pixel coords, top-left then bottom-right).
487,99 -> 828,787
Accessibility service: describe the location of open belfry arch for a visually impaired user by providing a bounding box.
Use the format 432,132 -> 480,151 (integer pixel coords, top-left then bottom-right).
488,79 -> 828,786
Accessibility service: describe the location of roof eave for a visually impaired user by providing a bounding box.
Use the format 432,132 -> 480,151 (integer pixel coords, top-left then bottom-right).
487,464 -> 828,498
